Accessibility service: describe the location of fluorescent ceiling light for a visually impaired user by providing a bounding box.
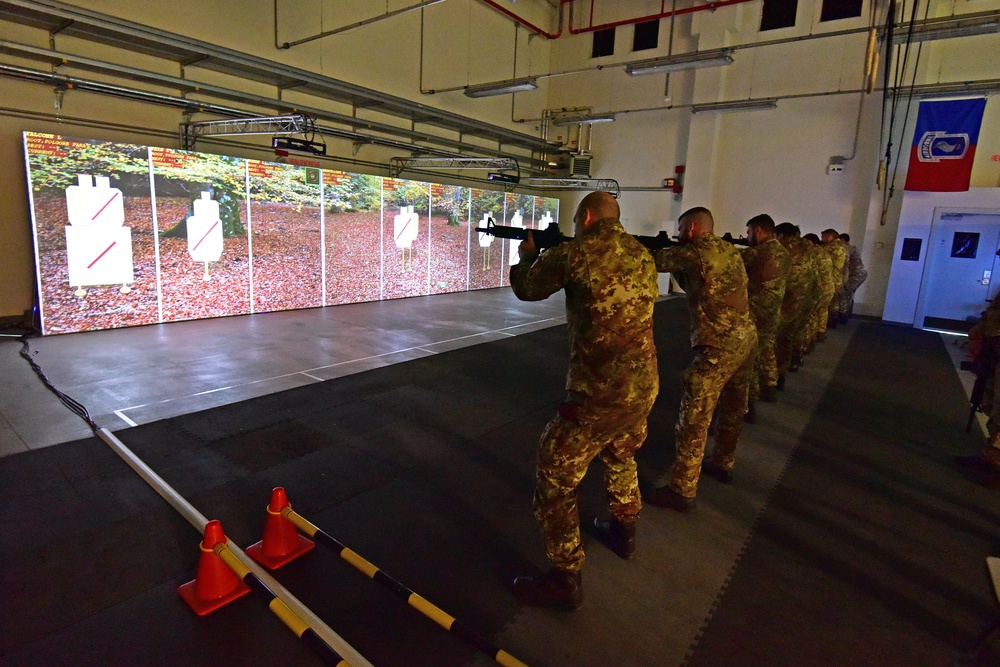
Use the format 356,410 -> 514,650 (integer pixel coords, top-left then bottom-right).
550,113 -> 617,126
891,10 -> 1000,44
890,78 -> 1000,99
625,49 -> 734,76
691,98 -> 778,114
464,76 -> 538,98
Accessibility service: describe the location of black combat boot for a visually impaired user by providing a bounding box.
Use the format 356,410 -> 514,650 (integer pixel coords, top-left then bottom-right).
702,460 -> 734,484
760,384 -> 778,402
744,401 -> 757,424
776,374 -> 786,391
644,484 -> 695,512
592,517 -> 636,560
512,568 -> 582,611
789,354 -> 802,371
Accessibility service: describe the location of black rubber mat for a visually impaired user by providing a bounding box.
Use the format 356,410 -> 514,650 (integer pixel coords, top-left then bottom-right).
685,323 -> 1000,666
0,300 -> 691,666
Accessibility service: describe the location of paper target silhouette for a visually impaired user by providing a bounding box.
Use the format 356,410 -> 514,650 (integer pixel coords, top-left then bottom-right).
64,174 -> 134,297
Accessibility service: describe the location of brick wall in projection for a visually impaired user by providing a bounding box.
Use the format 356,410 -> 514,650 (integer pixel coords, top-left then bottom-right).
22,132 -> 560,335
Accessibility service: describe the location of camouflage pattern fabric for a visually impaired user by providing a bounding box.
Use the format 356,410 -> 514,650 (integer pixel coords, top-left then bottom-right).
808,244 -> 837,343
975,299 -> 1000,468
741,238 -> 791,397
655,233 -> 757,498
776,236 -> 820,374
654,234 -> 756,352
510,216 -> 659,572
533,392 -> 656,571
824,238 -> 849,318
839,243 -> 868,315
670,335 -> 756,497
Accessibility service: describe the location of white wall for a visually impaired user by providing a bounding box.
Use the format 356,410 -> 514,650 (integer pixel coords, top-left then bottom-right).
883,188 -> 1000,324
1,0 -> 999,321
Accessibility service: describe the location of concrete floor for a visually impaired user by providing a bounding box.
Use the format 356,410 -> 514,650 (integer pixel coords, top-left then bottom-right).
0,288 -> 566,456
0,287 -> 867,666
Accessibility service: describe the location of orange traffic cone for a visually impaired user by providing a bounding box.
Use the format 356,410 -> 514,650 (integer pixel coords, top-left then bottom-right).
246,487 -> 314,570
178,519 -> 250,616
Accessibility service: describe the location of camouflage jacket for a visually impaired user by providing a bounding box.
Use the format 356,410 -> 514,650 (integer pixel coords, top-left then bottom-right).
980,297 -> 1000,338
510,217 -> 659,405
741,237 -> 791,335
779,236 -> 820,316
824,238 -> 849,287
846,243 -> 866,277
654,233 -> 755,351
811,245 -> 837,296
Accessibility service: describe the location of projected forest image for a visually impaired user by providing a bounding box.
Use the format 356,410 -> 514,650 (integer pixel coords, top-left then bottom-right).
23,132 -> 559,335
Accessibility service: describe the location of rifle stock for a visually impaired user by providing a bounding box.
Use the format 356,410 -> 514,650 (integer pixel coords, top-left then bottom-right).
721,232 -> 751,246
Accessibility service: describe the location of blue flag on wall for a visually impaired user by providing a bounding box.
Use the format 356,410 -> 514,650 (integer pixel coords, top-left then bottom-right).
905,97 -> 987,192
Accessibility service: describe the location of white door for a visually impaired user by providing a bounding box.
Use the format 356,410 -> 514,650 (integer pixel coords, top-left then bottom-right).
915,209 -> 1000,331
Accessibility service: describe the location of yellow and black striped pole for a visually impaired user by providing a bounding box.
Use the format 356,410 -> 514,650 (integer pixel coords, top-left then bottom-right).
282,507 -> 530,667
214,540 -> 350,667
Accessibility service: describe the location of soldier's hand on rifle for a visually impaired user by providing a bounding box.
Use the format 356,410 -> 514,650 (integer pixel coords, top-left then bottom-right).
518,230 -> 538,262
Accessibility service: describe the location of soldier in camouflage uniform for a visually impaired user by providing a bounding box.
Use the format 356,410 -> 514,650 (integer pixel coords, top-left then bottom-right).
644,207 -> 756,509
821,228 -> 849,329
741,215 -> 791,417
804,233 -> 836,350
508,191 -> 659,610
774,223 -> 819,386
957,253 -> 1000,487
837,233 -> 868,322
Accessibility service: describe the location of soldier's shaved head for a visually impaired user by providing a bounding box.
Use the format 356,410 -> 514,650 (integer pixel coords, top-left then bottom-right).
679,206 -> 715,233
579,191 -> 620,220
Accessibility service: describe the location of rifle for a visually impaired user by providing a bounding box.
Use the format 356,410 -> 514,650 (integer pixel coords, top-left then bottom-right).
475,218 -> 570,251
721,232 -> 750,246
476,219 -> 679,252
963,355 -> 995,432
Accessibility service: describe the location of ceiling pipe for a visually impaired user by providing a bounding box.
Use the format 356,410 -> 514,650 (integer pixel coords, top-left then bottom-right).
475,0 -> 569,39
567,0 -> 755,35
475,0 -> 754,39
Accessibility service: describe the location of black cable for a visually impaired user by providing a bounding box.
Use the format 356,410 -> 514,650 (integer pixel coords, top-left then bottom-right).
19,337 -> 98,431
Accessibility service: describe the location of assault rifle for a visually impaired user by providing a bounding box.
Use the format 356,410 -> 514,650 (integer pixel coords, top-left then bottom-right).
475,219 -> 679,252
475,218 -> 570,251
721,232 -> 750,246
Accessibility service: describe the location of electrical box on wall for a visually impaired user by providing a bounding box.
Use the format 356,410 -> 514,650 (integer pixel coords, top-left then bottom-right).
828,156 -> 845,174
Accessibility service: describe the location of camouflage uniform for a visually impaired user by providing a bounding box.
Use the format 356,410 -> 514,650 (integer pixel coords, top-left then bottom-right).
975,298 -> 1000,470
741,238 -> 791,398
776,236 -> 820,375
510,217 -> 658,573
808,244 -> 837,345
654,234 -> 757,498
824,238 -> 849,322
839,243 -> 868,316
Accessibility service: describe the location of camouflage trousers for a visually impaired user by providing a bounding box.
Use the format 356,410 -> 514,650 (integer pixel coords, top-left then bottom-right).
838,271 -> 868,315
810,286 -> 836,340
669,332 -> 757,499
749,324 -> 779,400
980,365 -> 1000,469
533,391 -> 656,573
776,303 -> 813,374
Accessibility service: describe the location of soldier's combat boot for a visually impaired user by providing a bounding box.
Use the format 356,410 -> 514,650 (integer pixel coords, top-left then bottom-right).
592,517 -> 635,560
512,568 -> 582,611
790,354 -> 802,371
744,401 -> 757,424
644,484 -> 695,512
760,385 -> 778,403
776,374 -> 786,391
702,460 -> 734,484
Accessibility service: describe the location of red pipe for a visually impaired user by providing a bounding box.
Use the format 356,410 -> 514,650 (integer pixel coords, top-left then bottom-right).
475,0 -> 754,39
476,0 -> 569,40
567,0 -> 756,35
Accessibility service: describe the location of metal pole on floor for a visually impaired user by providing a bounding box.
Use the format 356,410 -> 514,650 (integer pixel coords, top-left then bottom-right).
94,427 -> 374,667
281,506 -> 530,667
